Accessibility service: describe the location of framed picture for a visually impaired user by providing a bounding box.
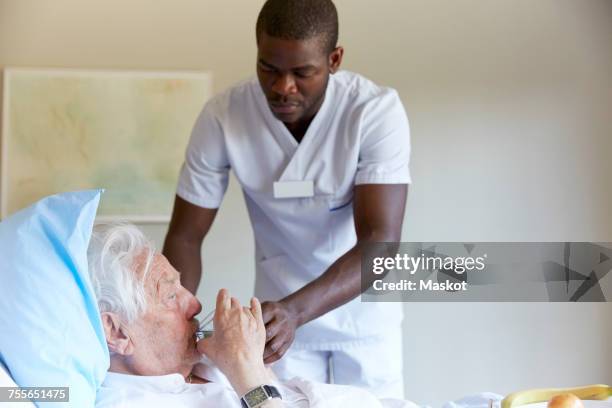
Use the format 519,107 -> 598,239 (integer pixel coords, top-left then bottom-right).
1,68 -> 212,222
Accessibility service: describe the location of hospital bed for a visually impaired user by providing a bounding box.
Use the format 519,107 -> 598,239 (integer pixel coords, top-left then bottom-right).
1,359 -> 610,408
0,190 -> 609,408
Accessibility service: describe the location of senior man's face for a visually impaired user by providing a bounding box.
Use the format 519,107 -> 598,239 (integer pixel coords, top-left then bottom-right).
107,252 -> 203,377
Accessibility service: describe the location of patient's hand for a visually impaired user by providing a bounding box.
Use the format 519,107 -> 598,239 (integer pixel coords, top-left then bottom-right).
197,289 -> 270,396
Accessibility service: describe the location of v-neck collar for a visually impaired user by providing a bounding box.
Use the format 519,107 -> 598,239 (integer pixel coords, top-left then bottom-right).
255,76 -> 335,159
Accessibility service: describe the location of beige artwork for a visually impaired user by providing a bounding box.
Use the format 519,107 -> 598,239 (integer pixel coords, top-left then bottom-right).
1,68 -> 212,221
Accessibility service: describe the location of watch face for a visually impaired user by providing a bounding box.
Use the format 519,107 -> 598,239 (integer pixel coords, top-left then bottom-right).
245,387 -> 269,406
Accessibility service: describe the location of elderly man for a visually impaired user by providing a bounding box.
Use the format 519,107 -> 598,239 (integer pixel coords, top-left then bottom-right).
89,223 -> 416,408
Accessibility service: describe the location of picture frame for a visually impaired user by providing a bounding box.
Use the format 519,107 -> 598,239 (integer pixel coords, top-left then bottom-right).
1,67 -> 212,222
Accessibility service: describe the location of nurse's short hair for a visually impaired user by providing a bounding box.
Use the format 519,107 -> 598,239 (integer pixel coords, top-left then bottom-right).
87,223 -> 155,324
256,0 -> 339,53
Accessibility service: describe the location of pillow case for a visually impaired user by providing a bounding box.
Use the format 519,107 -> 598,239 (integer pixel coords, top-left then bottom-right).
0,190 -> 109,407
0,360 -> 35,407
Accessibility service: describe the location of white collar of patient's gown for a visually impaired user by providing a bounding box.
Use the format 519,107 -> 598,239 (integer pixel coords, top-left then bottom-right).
102,357 -> 233,393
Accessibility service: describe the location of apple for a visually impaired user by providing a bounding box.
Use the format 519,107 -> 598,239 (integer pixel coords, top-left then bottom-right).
547,393 -> 584,408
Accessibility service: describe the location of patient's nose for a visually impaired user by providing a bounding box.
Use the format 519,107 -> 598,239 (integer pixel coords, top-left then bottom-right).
186,293 -> 202,319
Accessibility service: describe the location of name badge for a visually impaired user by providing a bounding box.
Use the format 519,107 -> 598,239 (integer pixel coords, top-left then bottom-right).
273,180 -> 314,199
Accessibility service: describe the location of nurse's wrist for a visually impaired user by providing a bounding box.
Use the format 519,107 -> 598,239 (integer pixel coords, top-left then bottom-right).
279,297 -> 308,326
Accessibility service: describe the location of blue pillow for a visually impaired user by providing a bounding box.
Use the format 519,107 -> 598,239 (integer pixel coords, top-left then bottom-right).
0,190 -> 110,407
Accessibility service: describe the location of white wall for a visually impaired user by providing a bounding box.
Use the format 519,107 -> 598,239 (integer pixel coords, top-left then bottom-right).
1,1 -> 611,406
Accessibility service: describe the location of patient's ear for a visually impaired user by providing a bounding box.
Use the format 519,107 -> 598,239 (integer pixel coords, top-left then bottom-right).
101,312 -> 134,355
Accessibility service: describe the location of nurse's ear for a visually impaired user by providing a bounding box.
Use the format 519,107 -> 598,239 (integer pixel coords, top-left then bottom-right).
101,312 -> 134,355
328,45 -> 344,74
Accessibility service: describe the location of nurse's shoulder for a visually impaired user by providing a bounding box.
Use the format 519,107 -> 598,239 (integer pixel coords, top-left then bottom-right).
196,77 -> 261,123
331,70 -> 403,111
331,71 -> 408,134
196,77 -> 271,139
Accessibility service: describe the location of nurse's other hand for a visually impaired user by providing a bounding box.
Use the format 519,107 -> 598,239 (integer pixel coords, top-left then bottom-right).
261,300 -> 299,364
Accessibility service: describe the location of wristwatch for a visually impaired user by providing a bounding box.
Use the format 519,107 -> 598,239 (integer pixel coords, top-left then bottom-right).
240,384 -> 282,408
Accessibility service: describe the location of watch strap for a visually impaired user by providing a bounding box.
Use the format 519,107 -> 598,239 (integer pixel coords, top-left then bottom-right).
240,384 -> 282,408
263,385 -> 281,399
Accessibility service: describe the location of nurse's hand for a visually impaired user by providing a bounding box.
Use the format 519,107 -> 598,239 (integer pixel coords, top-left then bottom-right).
261,301 -> 299,364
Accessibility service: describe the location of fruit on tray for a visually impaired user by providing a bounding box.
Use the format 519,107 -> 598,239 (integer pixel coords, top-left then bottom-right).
547,393 -> 583,408
501,384 -> 611,408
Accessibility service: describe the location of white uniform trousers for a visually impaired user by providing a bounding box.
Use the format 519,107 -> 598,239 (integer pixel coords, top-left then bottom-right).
271,329 -> 404,399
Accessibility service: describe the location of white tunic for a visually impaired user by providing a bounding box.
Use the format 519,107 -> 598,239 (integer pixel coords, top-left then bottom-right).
177,71 -> 411,348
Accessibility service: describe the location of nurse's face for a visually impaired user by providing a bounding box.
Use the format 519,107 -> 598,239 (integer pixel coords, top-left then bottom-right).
256,32 -> 343,125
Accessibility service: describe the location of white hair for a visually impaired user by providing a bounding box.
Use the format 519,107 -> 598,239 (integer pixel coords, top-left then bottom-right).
87,223 -> 156,324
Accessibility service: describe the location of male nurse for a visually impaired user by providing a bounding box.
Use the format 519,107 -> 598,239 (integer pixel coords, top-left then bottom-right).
163,0 -> 411,398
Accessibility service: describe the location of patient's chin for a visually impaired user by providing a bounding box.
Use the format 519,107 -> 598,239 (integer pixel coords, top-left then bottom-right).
185,336 -> 201,362
184,352 -> 201,370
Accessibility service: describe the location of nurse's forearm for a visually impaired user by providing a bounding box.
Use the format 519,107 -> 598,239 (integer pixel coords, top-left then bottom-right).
163,195 -> 218,294
281,184 -> 408,326
279,241 -> 374,326
162,238 -> 203,294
